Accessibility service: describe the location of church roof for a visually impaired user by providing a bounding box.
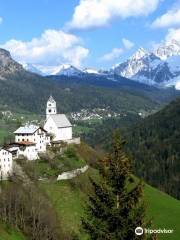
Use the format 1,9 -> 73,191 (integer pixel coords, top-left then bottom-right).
48,95 -> 56,103
49,114 -> 72,128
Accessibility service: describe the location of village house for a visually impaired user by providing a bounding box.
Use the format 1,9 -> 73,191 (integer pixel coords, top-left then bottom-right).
14,124 -> 49,152
7,141 -> 38,161
0,147 -> 13,180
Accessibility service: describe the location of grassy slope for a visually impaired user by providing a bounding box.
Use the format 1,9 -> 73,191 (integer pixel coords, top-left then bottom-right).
0,223 -> 26,240
41,167 -> 180,240
2,143 -> 179,239
145,184 -> 180,239
40,168 -> 97,239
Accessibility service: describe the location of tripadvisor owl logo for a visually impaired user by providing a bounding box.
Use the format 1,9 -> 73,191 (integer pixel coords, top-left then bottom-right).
135,227 -> 144,236
135,226 -> 174,236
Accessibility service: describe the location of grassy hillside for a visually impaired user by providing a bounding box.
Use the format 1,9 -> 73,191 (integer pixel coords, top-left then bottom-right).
40,168 -> 180,240
144,185 -> 180,239
36,143 -> 180,240
0,223 -> 26,240
0,143 -> 179,239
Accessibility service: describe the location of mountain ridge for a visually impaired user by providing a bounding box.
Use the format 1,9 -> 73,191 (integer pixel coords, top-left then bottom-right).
19,39 -> 180,90
112,39 -> 180,88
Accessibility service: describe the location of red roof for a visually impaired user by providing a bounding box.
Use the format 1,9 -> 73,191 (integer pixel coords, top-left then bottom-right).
16,141 -> 35,146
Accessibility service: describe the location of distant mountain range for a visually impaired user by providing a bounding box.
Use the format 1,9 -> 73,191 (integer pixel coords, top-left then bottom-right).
112,40 -> 180,89
22,62 -> 100,77
0,46 -> 171,115
22,39 -> 180,89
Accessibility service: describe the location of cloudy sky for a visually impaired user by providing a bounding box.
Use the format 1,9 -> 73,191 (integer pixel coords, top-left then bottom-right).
0,0 -> 179,70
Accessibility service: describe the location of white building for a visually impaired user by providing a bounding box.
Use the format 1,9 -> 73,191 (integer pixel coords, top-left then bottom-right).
7,142 -> 39,161
0,147 -> 13,180
14,124 -> 48,153
16,142 -> 38,160
44,96 -> 73,141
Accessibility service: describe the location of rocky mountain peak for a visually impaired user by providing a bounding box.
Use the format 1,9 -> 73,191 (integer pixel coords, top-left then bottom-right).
155,39 -> 180,60
0,48 -> 11,57
130,47 -> 149,60
0,48 -> 23,75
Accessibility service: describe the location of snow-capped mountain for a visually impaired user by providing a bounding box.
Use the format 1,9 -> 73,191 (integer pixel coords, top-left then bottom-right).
18,39 -> 180,89
22,63 -> 45,75
111,40 -> 180,88
21,63 -> 101,77
22,63 -> 83,76
155,40 -> 180,60
54,64 -> 82,76
83,68 -> 99,74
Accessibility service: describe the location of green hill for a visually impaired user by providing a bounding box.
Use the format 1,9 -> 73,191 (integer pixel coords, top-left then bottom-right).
40,168 -> 180,240
0,143 -> 179,239
37,143 -> 180,240
125,97 -> 180,199
144,184 -> 180,239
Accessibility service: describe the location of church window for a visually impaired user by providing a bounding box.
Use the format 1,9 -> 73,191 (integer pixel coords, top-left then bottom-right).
49,104 -> 51,106
49,109 -> 52,113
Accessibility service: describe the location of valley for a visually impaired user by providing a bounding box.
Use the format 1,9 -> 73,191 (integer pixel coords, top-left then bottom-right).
1,1 -> 180,239
0,42 -> 180,240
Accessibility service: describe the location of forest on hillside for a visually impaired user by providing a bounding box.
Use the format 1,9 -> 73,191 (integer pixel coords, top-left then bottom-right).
78,98 -> 180,200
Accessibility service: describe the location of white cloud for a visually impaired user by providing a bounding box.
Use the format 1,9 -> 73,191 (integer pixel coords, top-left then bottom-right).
0,17 -> 3,24
0,29 -> 89,67
165,28 -> 180,42
122,38 -> 134,49
66,0 -> 161,30
100,38 -> 134,62
100,48 -> 123,62
151,8 -> 180,28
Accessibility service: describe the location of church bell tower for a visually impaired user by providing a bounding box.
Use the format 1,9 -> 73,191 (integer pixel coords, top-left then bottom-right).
46,96 -> 57,119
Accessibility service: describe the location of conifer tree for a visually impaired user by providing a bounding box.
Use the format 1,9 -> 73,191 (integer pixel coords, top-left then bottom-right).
82,130 -> 157,240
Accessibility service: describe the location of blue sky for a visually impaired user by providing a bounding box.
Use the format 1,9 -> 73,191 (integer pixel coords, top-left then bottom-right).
0,0 -> 180,70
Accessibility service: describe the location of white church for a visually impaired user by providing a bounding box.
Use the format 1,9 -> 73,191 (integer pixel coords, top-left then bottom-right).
44,96 -> 73,142
0,96 -> 80,180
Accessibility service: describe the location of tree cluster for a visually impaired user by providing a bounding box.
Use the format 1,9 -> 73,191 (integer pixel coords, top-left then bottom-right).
0,181 -> 64,240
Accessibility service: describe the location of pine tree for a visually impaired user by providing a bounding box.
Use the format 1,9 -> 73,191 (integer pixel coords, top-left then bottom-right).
82,130 -> 156,240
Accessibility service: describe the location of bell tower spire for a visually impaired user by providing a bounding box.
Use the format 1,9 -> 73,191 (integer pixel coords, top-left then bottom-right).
46,96 -> 57,119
